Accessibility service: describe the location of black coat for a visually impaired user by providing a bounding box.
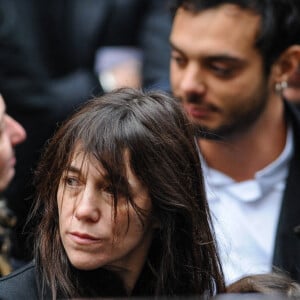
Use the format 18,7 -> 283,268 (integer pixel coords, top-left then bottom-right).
0,259 -> 155,299
0,0 -> 171,261
0,262 -> 41,300
272,101 -> 300,281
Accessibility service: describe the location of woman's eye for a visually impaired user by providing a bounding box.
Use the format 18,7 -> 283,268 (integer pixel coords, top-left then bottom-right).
103,185 -> 114,195
65,177 -> 80,187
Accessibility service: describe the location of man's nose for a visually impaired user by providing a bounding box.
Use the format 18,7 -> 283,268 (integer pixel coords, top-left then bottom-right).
6,115 -> 26,146
180,64 -> 206,95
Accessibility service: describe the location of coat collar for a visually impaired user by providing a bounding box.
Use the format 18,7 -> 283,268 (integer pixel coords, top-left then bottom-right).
272,101 -> 300,282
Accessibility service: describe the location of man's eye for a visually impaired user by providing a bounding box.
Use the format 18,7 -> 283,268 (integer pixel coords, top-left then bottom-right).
171,53 -> 186,67
211,64 -> 234,77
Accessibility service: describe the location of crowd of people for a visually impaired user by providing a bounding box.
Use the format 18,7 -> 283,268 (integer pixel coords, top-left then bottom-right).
0,0 -> 299,299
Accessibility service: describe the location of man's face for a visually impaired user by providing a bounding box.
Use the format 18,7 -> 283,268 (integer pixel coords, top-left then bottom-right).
0,95 -> 26,191
170,5 -> 270,140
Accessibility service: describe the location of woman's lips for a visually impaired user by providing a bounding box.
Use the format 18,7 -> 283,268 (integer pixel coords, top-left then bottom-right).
69,232 -> 102,245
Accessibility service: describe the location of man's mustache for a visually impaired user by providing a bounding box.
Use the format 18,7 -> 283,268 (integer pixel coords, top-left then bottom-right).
186,94 -> 202,104
182,94 -> 220,113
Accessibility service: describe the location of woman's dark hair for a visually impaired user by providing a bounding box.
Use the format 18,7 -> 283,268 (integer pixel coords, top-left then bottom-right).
30,88 -> 224,298
169,0 -> 300,75
226,272 -> 300,297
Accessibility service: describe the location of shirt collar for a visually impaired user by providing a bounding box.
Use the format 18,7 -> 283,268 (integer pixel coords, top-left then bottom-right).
199,125 -> 293,202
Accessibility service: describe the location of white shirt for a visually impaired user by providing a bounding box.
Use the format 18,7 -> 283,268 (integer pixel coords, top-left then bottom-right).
200,126 -> 293,284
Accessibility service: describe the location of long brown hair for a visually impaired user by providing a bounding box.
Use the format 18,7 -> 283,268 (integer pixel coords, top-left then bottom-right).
30,88 -> 224,298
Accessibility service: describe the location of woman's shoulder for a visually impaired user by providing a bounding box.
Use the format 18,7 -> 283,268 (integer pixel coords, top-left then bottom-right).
0,261 -> 40,299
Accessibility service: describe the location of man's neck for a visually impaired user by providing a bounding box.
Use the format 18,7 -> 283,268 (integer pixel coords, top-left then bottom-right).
198,100 -> 287,182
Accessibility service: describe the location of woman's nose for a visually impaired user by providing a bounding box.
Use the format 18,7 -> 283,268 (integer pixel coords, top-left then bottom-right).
74,188 -> 101,222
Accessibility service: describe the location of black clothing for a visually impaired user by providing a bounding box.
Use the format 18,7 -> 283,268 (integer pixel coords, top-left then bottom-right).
0,261 -> 129,299
272,101 -> 300,282
0,262 -> 41,299
0,260 -> 155,299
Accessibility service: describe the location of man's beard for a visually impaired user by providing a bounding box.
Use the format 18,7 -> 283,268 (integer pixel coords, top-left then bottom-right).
190,89 -> 269,141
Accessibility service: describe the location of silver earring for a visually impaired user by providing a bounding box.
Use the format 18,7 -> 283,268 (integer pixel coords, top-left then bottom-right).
275,81 -> 288,93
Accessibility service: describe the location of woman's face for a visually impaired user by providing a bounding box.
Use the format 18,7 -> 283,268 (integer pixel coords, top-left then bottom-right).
57,148 -> 155,277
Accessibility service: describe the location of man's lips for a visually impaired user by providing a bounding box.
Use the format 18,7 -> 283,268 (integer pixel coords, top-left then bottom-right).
185,105 -> 211,118
69,232 -> 103,245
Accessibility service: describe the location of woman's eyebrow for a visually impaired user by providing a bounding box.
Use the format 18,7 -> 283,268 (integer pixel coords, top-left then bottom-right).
67,165 -> 81,174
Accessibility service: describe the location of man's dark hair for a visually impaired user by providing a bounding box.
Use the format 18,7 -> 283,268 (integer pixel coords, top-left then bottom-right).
170,0 -> 300,74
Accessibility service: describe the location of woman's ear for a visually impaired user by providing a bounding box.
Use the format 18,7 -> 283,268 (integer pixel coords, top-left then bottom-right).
272,45 -> 300,82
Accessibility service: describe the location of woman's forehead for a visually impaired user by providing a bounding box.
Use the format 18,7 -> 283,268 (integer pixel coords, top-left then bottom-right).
67,145 -> 129,175
66,147 -> 144,190
67,149 -> 107,178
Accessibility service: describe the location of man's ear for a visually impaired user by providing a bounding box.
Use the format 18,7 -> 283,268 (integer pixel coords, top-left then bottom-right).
272,45 -> 300,82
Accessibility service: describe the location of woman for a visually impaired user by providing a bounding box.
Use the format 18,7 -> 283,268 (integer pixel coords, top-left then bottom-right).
0,88 -> 224,299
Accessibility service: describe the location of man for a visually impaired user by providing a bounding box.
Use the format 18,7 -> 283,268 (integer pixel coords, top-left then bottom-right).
0,95 -> 26,276
169,0 -> 300,284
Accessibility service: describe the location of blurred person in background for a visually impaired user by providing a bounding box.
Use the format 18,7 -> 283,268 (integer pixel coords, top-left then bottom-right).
0,94 -> 26,276
0,0 -> 171,267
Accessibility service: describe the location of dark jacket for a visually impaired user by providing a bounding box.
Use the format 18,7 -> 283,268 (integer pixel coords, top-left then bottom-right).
0,0 -> 171,261
272,101 -> 300,281
0,262 -> 42,300
0,261 -> 125,299
0,259 -> 155,299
